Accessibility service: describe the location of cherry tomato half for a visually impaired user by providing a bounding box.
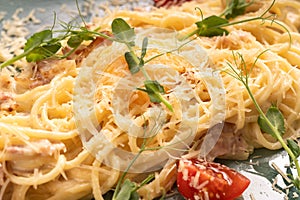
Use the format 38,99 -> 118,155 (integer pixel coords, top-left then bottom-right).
177,158 -> 250,200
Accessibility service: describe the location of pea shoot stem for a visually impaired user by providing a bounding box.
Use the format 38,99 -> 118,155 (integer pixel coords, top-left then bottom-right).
0,51 -> 29,69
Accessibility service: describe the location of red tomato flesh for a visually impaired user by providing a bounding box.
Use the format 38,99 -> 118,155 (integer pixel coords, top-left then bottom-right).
153,0 -> 192,8
177,158 -> 250,200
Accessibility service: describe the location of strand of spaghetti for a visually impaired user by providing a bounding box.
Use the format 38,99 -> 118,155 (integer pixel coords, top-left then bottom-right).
30,74 -> 73,129
232,20 -> 292,45
261,55 -> 300,127
45,77 -> 75,131
50,76 -> 74,105
15,84 -> 51,112
0,122 -> 77,140
278,32 -> 300,44
270,66 -> 292,101
0,179 -> 10,200
0,114 -> 31,126
30,88 -> 53,129
64,149 -> 90,170
98,162 -> 120,194
40,103 -> 57,130
139,161 -> 177,199
0,122 -> 30,141
248,61 -> 274,105
271,0 -> 300,31
115,9 -> 198,30
46,182 -> 92,200
11,184 -> 30,200
3,155 -> 66,186
223,76 -> 246,130
91,160 -> 104,200
280,46 -> 300,66
91,156 -> 119,199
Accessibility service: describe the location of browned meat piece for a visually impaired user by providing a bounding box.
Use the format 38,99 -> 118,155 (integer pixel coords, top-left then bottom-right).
0,92 -> 18,112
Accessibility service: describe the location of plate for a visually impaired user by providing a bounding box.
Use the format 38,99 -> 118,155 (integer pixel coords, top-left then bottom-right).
0,1 -> 292,200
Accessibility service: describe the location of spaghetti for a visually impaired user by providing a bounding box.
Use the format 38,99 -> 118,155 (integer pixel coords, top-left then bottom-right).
0,0 -> 300,199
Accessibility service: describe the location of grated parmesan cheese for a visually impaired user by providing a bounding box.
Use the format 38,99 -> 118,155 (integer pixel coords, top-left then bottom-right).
0,8 -> 35,66
182,167 -> 189,181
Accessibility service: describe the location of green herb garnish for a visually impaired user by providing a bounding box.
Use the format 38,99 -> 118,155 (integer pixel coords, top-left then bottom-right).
257,105 -> 285,138
287,139 -> 300,161
0,30 -> 58,67
180,0 -> 291,44
220,0 -> 253,19
111,18 -> 135,46
0,21 -> 107,69
195,15 -> 229,37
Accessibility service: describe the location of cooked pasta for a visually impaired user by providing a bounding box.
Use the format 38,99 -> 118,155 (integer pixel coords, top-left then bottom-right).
0,0 -> 300,199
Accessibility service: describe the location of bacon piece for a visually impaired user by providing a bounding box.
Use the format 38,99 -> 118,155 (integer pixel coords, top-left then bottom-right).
29,59 -> 61,88
153,0 -> 192,8
0,92 -> 13,103
0,92 -> 17,112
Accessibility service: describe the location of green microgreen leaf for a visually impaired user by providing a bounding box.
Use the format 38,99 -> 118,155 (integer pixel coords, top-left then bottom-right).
67,35 -> 83,48
221,0 -> 253,19
114,179 -> 139,200
24,29 -> 53,51
124,37 -> 148,74
257,105 -> 285,138
137,80 -> 173,111
67,28 -> 95,48
287,139 -> 300,158
195,15 -> 229,37
139,80 -> 166,103
141,37 -> 148,59
111,18 -> 135,46
76,28 -> 96,40
137,81 -> 173,112
125,52 -> 140,74
26,43 -> 61,62
80,33 -> 95,41
0,29 -> 60,68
